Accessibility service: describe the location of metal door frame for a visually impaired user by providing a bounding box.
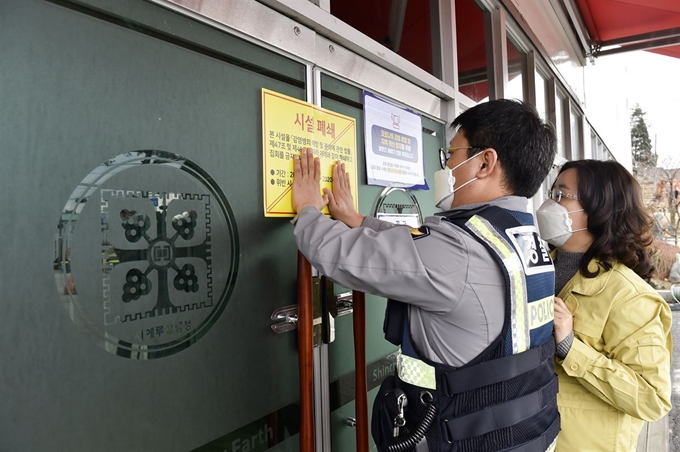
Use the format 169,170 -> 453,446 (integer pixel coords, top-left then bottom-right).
148,0 -> 454,119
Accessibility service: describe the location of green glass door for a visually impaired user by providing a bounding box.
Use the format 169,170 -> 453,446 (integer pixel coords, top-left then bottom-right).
0,0 -> 308,450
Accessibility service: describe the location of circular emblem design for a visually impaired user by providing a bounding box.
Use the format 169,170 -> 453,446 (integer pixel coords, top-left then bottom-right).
56,151 -> 239,359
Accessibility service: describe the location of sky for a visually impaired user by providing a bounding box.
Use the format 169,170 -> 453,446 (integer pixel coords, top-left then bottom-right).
595,51 -> 680,166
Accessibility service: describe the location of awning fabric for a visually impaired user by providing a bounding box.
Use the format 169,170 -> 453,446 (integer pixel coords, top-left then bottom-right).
575,0 -> 680,58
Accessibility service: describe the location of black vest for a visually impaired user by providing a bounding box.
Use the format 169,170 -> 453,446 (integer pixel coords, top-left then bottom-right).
372,206 -> 560,452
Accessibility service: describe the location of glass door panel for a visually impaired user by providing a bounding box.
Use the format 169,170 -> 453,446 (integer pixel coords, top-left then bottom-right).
0,1 -> 308,450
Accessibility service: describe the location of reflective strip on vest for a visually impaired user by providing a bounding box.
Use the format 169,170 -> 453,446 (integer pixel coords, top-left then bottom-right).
466,215 -> 531,354
529,295 -> 555,330
397,349 -> 437,389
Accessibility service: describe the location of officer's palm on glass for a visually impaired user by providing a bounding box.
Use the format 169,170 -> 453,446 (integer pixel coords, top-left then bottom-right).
327,162 -> 364,228
292,148 -> 328,213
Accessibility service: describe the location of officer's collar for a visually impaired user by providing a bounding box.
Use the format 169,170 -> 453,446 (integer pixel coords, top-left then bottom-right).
435,195 -> 529,217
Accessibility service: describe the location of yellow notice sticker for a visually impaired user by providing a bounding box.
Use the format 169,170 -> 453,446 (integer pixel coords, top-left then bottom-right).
262,88 -> 358,217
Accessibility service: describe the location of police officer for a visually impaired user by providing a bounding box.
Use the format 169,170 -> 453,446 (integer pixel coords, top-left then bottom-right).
292,99 -> 559,452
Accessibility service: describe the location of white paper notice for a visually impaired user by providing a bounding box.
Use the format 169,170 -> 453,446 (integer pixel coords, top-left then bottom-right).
375,213 -> 421,228
363,91 -> 426,188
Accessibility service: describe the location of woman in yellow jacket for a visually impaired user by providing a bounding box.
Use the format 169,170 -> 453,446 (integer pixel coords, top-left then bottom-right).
535,159 -> 672,452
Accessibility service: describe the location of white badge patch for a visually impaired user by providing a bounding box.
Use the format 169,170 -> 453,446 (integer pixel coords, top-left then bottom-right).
506,225 -> 554,275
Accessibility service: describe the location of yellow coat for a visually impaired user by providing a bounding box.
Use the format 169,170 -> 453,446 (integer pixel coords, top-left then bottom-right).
555,259 -> 672,452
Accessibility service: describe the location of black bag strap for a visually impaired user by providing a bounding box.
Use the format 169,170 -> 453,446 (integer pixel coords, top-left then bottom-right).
442,376 -> 558,442
498,415 -> 560,452
440,339 -> 555,397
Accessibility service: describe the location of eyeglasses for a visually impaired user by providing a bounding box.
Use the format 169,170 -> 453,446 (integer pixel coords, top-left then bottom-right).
548,189 -> 579,203
438,146 -> 487,169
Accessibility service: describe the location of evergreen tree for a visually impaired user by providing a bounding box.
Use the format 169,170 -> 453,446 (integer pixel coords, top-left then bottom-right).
630,104 -> 656,174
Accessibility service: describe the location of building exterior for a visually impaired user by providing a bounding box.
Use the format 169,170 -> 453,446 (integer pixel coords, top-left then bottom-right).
1,0 -> 678,451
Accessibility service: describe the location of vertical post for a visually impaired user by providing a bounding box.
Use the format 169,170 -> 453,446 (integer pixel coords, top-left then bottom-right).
436,0 -> 458,91
436,0 -> 459,131
526,51 -> 537,107
353,290 -> 369,452
388,0 -> 408,53
484,6 -> 507,100
297,251 -> 315,452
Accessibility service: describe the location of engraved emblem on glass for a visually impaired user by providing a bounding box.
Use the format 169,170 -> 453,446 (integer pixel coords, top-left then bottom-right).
56,151 -> 239,359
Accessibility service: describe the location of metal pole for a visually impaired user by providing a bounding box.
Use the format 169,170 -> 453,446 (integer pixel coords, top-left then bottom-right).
298,251 -> 315,451
353,290 -> 369,452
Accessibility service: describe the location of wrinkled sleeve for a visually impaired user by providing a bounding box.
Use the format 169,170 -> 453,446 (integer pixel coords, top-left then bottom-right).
293,207 -> 468,313
558,294 -> 672,421
360,215 -> 400,232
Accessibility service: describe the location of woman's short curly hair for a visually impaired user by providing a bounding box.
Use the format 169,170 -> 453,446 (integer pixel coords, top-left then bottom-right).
558,159 -> 656,281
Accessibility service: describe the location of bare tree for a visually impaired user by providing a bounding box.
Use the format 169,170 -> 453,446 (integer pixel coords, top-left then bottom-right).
651,156 -> 680,245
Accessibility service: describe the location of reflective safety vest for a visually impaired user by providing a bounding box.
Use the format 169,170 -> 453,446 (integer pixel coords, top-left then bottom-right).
372,205 -> 560,452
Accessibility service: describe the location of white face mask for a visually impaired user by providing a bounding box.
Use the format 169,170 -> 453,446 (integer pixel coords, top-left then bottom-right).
433,153 -> 481,210
535,199 -> 586,247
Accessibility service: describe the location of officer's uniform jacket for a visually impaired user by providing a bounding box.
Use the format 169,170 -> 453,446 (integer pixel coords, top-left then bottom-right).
555,258 -> 672,452
294,197 -> 531,366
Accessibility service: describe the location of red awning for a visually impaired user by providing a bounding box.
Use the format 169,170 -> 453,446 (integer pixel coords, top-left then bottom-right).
574,0 -> 680,58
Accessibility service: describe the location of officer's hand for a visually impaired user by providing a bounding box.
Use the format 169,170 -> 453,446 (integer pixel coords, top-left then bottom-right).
292,148 -> 328,213
553,296 -> 573,344
325,161 -> 365,228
